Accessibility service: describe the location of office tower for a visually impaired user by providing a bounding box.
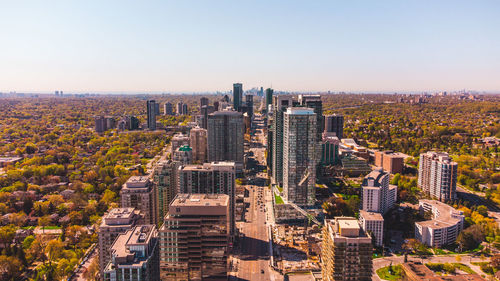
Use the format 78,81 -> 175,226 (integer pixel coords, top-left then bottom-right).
200,97 -> 209,107
418,151 -> 458,202
321,132 -> 340,166
361,168 -> 397,214
147,100 -> 156,131
177,162 -> 236,236
271,95 -> 294,186
95,116 -> 107,133
374,150 -> 404,174
98,208 -> 143,278
259,86 -> 264,97
182,103 -> 188,115
200,105 -> 215,129
189,126 -> 207,163
321,217 -> 373,281
173,145 -> 193,164
207,110 -> 244,164
265,88 -> 273,111
155,102 -> 160,115
103,225 -> 159,281
171,133 -> 190,154
283,107 -> 318,206
152,160 -> 180,221
359,210 -> 384,247
245,94 -> 254,118
233,83 -> 243,111
121,176 -> 158,225
324,114 -> 344,139
164,102 -> 174,115
415,199 -> 464,247
298,94 -> 323,140
159,194 -> 229,281
176,102 -> 184,115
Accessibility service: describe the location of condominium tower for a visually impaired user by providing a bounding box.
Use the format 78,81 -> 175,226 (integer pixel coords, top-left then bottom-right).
271,95 -> 294,186
361,168 -> 397,214
152,160 -> 180,221
207,110 -> 244,164
121,176 -> 158,225
189,126 -> 207,163
418,151 -> 458,202
283,107 -> 318,206
233,83 -> 243,111
324,114 -> 344,139
147,100 -> 156,131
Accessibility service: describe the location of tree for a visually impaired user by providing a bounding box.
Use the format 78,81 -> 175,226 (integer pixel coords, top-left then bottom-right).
38,215 -> 51,234
45,239 -> 64,263
0,255 -> 23,280
491,254 -> 500,270
0,225 -> 16,248
457,225 -> 485,251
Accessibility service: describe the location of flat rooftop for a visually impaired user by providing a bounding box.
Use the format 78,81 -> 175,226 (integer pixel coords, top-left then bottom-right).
359,210 -> 384,221
285,107 -> 315,115
416,199 -> 464,229
171,194 -> 229,207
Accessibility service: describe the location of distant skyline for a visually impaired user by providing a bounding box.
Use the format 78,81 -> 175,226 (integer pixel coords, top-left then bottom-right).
1,1 -> 499,93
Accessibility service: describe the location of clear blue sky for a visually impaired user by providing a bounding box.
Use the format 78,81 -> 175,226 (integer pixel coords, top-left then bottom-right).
1,0 -> 499,93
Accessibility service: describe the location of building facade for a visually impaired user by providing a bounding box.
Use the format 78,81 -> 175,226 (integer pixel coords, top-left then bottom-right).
321,132 -> 340,166
121,176 -> 158,225
207,110 -> 244,164
324,114 -> 344,139
172,145 -> 193,165
321,217 -> 373,281
152,160 -> 180,221
283,107 -> 318,206
98,208 -> 143,278
164,102 -> 174,115
147,100 -> 156,131
415,199 -> 464,247
271,95 -> 294,186
359,210 -> 384,247
361,168 -> 397,214
418,151 -> 458,202
189,126 -> 207,163
374,150 -> 404,174
298,94 -> 323,141
159,194 -> 229,281
233,83 -> 243,111
171,133 -> 190,154
103,225 -> 159,281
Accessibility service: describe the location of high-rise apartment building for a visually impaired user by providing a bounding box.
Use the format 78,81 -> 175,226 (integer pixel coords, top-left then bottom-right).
245,94 -> 254,118
147,100 -> 156,131
418,151 -> 458,202
359,210 -> 384,247
200,105 -> 215,129
171,133 -> 190,154
324,114 -> 344,139
200,97 -> 209,107
298,94 -> 323,140
321,217 -> 373,281
189,126 -> 207,163
172,145 -> 193,165
265,88 -> 274,111
207,110 -> 244,164
164,102 -> 174,115
159,194 -> 230,281
121,176 -> 158,225
176,102 -> 184,115
177,162 -> 236,236
152,160 -> 180,221
271,95 -> 294,186
361,168 -> 397,215
283,107 -> 318,206
374,150 -> 404,174
103,225 -> 159,281
98,208 -> 143,278
182,104 -> 188,115
155,102 -> 160,116
233,83 -> 243,111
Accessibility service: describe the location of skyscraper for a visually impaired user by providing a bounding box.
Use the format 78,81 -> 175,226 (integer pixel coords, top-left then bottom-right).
189,126 -> 207,163
207,110 -> 244,164
159,194 -> 230,281
418,151 -> 458,202
200,105 -> 215,129
321,217 -> 373,281
98,208 -> 143,278
164,102 -> 174,115
283,107 -> 318,206
152,160 -> 180,220
147,100 -> 156,130
298,94 -> 323,140
155,102 -> 160,115
324,114 -> 344,139
103,225 -> 160,281
177,162 -> 236,236
176,102 -> 184,115
245,94 -> 254,118
200,96 -> 209,107
171,133 -> 190,154
271,95 -> 294,186
233,83 -> 243,111
361,168 -> 397,215
265,88 -> 274,111
172,145 -> 193,165
121,176 -> 158,225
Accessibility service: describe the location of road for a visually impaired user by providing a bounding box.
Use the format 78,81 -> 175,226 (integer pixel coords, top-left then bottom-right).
230,113 -> 282,281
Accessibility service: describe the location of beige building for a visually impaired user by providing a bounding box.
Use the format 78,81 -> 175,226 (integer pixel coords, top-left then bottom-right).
189,126 -> 207,163
171,133 -> 190,154
152,160 -> 180,221
359,210 -> 384,247
159,194 -> 230,281
121,176 -> 158,225
103,225 -> 159,281
98,208 -> 143,278
415,199 -> 464,247
172,145 -> 193,165
321,217 -> 373,281
374,150 -> 404,174
361,168 -> 397,215
418,151 -> 458,202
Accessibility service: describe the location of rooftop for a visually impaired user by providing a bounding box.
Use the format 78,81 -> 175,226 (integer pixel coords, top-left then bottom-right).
285,107 -> 315,115
416,199 -> 464,229
171,193 -> 229,207
359,210 -> 384,221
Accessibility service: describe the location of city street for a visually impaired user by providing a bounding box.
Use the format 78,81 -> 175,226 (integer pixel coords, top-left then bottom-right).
230,113 -> 282,281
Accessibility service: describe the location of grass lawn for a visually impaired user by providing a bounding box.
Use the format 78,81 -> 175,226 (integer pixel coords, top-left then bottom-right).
42,225 -> 62,230
376,265 -> 403,281
452,263 -> 476,274
274,194 -> 284,204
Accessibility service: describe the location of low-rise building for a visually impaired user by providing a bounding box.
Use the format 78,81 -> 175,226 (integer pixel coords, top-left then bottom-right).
415,199 -> 464,247
374,150 -> 405,174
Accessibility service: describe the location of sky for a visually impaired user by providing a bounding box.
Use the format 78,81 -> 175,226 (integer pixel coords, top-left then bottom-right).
0,0 -> 499,93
